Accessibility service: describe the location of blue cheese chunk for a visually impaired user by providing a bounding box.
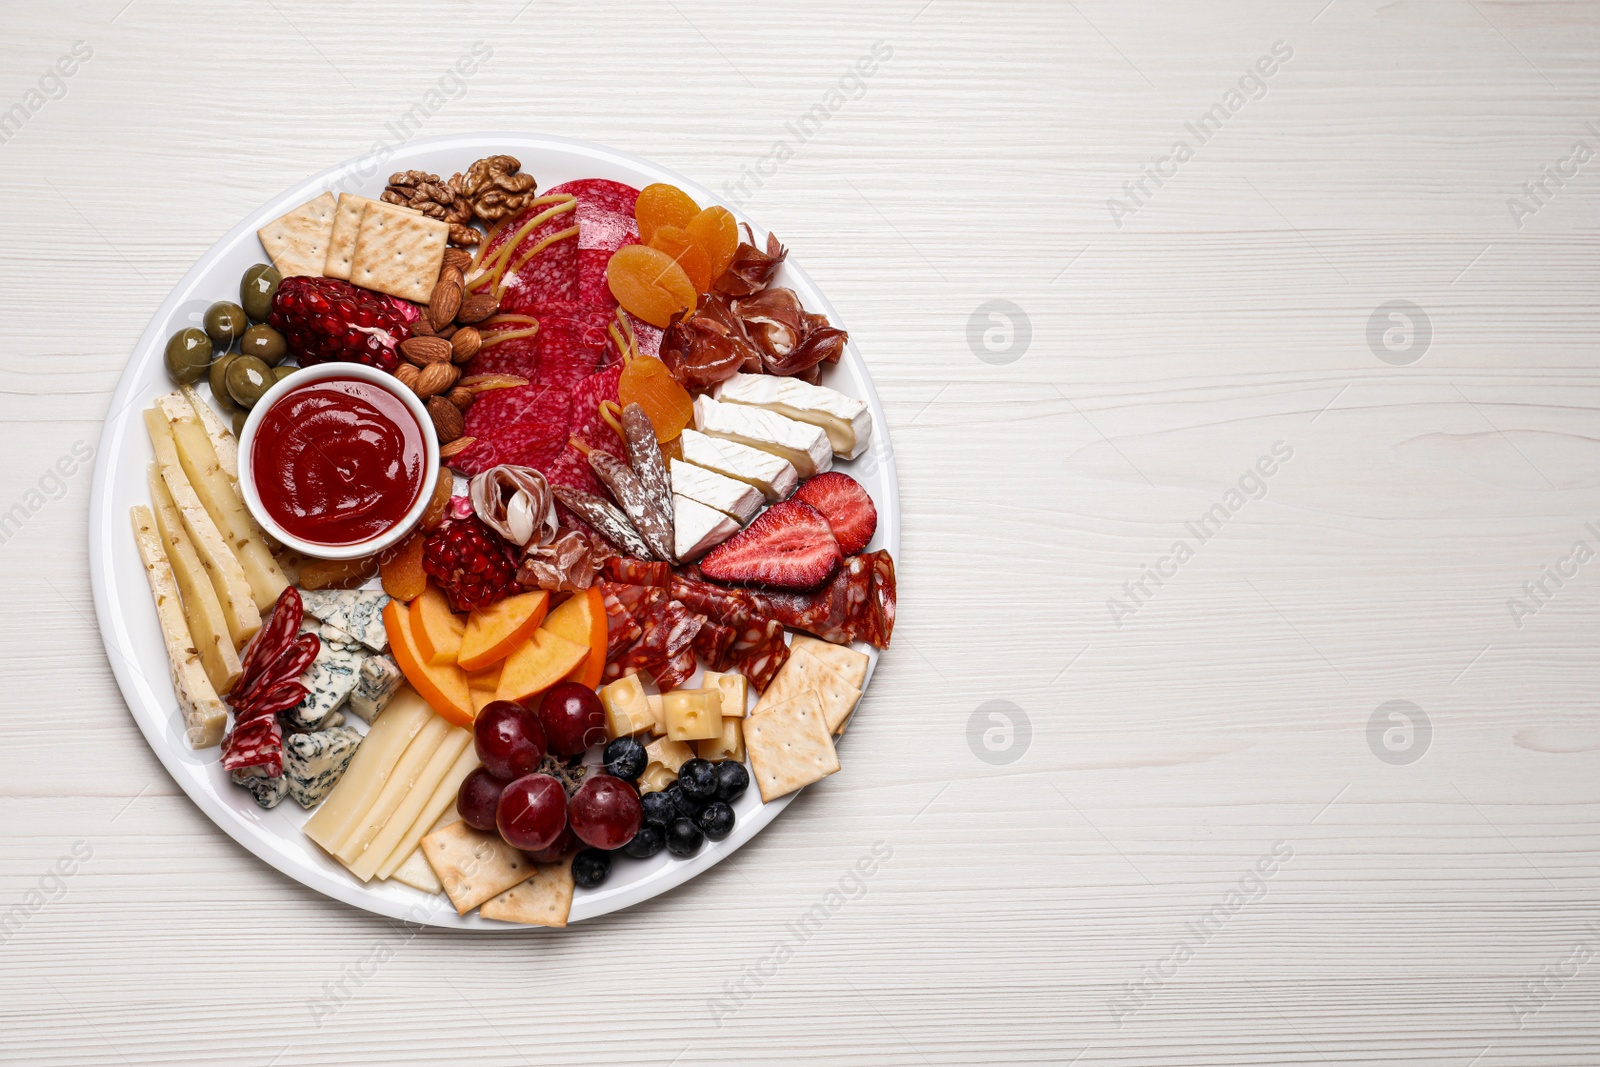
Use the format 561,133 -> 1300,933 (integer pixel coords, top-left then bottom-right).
282,642 -> 366,730
301,615 -> 363,651
230,768 -> 288,809
299,589 -> 391,652
349,654 -> 403,724
283,725 -> 363,809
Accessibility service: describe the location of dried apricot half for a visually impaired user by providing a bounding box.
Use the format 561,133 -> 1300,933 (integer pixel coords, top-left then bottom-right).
686,206 -> 739,282
648,225 -> 715,294
618,356 -> 694,442
606,244 -> 697,329
635,183 -> 700,246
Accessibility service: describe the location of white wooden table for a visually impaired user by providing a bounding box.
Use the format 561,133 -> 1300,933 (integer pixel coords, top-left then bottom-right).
2,1 -> 1597,1063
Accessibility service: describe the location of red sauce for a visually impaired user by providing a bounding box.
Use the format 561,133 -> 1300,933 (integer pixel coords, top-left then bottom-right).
251,377 -> 426,547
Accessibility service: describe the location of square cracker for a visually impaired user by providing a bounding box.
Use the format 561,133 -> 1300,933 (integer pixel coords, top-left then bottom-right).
420,820 -> 533,914
753,649 -> 861,732
790,635 -> 869,689
481,857 -> 575,928
324,194 -> 418,280
258,192 -> 338,278
744,690 -> 840,803
351,202 -> 448,303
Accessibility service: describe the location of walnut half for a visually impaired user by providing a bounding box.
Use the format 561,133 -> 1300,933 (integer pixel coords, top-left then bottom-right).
450,155 -> 539,222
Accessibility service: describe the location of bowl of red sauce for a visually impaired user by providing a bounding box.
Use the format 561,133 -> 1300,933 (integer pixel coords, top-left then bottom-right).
238,363 -> 439,560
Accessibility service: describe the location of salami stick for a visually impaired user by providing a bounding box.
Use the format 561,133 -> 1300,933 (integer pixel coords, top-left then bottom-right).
574,438 -> 675,562
551,484 -> 655,560
621,403 -> 674,553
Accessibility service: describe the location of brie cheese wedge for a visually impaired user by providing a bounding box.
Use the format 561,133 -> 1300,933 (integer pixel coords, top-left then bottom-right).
693,395 -> 832,479
674,494 -> 741,563
679,429 -> 798,502
713,373 -> 871,459
669,458 -> 764,524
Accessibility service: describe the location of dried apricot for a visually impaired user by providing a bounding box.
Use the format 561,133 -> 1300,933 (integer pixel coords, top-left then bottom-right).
635,183 -> 700,246
605,244 -> 697,329
420,472 -> 454,531
618,355 -> 694,443
298,555 -> 377,591
686,206 -> 739,281
379,531 -> 428,601
648,225 -> 714,294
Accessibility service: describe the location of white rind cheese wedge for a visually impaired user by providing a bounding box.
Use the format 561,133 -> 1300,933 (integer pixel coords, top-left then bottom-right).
679,429 -> 798,503
669,458 -> 763,524
713,372 -> 871,459
692,395 -> 832,479
674,494 -> 741,563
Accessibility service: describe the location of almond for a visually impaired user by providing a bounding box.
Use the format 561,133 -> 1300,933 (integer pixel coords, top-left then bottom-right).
400,335 -> 453,366
442,248 -> 473,273
451,327 -> 482,363
447,386 -> 474,413
411,314 -> 436,337
428,277 -> 462,330
415,362 -> 460,398
439,435 -> 476,461
393,363 -> 420,392
457,292 -> 499,324
427,396 -> 465,442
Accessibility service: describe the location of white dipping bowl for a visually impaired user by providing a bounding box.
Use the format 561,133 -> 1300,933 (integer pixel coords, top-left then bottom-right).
237,362 -> 440,561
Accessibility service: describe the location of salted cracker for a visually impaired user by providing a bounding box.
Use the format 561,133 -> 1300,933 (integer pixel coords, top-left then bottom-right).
480,857 -> 576,928
350,201 -> 449,303
325,194 -> 418,280
420,820 -> 534,914
789,635 -> 869,689
744,690 -> 840,803
257,192 -> 338,278
754,648 -> 861,732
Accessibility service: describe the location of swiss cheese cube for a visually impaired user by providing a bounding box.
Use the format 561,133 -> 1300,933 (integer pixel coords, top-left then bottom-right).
602,675 -> 656,738
663,689 -> 723,742
702,671 -> 750,718
697,718 -> 746,763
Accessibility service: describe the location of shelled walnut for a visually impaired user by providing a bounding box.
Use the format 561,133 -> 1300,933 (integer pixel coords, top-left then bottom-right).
450,155 -> 538,222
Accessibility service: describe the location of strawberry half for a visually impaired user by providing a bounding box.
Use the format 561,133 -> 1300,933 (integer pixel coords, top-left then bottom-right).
792,472 -> 877,555
699,500 -> 842,590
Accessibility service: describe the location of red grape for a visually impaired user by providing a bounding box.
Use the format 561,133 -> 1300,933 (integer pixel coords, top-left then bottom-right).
524,824 -> 578,864
457,767 -> 508,831
496,773 -> 568,852
539,682 -> 607,757
569,774 -> 642,850
475,700 -> 547,780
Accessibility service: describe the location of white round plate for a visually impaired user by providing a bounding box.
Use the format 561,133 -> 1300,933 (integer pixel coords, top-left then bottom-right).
88,132 -> 900,928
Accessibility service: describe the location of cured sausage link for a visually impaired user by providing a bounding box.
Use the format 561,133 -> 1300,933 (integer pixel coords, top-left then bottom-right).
551,484 -> 655,560
621,403 -> 674,552
586,447 -> 675,563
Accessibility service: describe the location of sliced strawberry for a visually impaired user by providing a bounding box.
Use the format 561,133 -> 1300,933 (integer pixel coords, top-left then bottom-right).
699,500 -> 841,590
793,472 -> 878,555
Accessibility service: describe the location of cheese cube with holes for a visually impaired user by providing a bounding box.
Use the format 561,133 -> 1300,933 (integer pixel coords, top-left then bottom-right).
697,717 -> 745,763
702,671 -> 750,718
662,689 -> 723,742
602,674 -> 656,738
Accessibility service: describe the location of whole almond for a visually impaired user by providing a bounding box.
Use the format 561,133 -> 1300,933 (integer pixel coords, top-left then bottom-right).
451,327 -> 482,363
457,292 -> 499,324
427,395 -> 465,441
447,386 -> 475,413
439,435 -> 476,461
437,323 -> 457,340
400,335 -> 453,366
442,248 -> 473,273
441,265 -> 464,289
415,361 -> 460,399
393,363 -> 420,391
410,314 -> 436,338
428,278 -> 462,330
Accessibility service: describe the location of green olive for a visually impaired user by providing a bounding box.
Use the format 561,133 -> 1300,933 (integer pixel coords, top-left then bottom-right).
204,301 -> 248,349
225,355 -> 274,409
272,365 -> 299,384
239,323 -> 288,366
209,353 -> 240,411
241,263 -> 281,323
231,409 -> 249,437
163,327 -> 213,385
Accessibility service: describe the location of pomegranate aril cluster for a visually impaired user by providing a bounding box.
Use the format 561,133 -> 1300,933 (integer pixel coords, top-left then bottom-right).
267,276 -> 418,373
422,515 -> 519,612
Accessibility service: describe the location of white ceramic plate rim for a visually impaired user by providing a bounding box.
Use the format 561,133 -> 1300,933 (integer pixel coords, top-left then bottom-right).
88,131 -> 900,929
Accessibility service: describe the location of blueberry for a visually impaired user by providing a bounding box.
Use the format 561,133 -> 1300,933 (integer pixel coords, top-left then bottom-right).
666,817 -> 704,857
572,848 -> 611,888
640,790 -> 676,829
667,782 -> 706,820
697,801 -> 735,841
678,758 -> 716,800
621,824 -> 665,859
603,736 -> 648,780
713,761 -> 749,803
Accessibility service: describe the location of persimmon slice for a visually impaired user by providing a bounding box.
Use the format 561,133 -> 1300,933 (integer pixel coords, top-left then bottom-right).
649,225 -> 714,293
686,206 -> 739,281
605,244 -> 697,329
636,183 -> 700,246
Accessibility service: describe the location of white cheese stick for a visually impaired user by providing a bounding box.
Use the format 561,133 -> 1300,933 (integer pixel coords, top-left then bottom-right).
375,744 -> 481,881
147,466 -> 242,697
303,690 -> 432,854
679,428 -> 798,503
333,715 -> 451,865
349,726 -> 471,882
693,395 -> 832,479
713,372 -> 871,459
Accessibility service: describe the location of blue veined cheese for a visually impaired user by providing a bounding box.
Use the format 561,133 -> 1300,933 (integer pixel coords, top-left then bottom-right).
301,615 -> 362,651
712,372 -> 872,459
349,655 -> 403,724
692,396 -> 832,479
230,768 -> 288,809
299,589 -> 390,652
284,725 -> 363,809
282,642 -> 366,730
669,458 -> 763,524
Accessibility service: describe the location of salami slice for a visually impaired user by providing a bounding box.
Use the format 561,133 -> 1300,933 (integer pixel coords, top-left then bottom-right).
457,384 -> 573,476
221,715 -> 284,777
600,556 -> 670,589
692,617 -> 736,672
464,323 -> 541,379
532,304 -> 615,389
655,646 -> 698,692
600,586 -> 644,658
478,197 -> 581,312
745,551 -> 895,649
543,179 -> 641,308
731,619 -> 789,693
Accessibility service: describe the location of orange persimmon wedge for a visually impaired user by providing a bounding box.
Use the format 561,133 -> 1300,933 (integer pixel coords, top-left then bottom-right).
636,183 -> 700,246
383,600 -> 474,727
410,585 -> 466,667
458,590 -> 551,672
540,586 -> 607,689
606,244 -> 696,329
467,664 -> 504,717
495,628 -> 590,705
